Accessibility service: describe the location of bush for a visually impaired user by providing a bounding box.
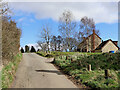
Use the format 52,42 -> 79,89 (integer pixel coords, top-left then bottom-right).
45,54 -> 54,58
2,16 -> 21,65
36,52 -> 47,57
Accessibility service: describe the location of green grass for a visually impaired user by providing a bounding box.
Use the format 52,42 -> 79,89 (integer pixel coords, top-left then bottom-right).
36,51 -> 76,58
36,51 -> 101,58
72,70 -> 119,88
54,53 -> 120,88
36,51 -> 120,88
2,53 -> 22,88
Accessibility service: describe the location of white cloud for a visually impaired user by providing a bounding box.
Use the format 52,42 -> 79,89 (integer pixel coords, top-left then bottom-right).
9,2 -> 118,24
18,17 -> 25,22
29,18 -> 35,22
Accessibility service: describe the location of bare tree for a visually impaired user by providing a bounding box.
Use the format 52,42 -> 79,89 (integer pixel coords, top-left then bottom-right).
58,10 -> 76,51
65,37 -> 77,51
37,41 -> 48,52
0,1 -> 12,17
78,16 -> 100,52
50,35 -> 63,51
51,36 -> 57,51
38,24 -> 52,52
80,16 -> 99,36
57,35 -> 63,51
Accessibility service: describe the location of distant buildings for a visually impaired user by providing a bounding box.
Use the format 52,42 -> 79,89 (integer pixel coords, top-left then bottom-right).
77,30 -> 119,53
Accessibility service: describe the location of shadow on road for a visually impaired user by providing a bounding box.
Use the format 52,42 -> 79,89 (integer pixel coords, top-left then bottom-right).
35,70 -> 63,75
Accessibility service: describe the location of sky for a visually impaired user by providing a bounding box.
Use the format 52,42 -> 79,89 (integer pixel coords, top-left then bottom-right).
7,1 -> 119,48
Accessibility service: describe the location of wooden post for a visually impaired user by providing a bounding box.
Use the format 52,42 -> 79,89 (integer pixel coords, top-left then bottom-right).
78,61 -> 81,66
66,56 -> 68,60
88,64 -> 91,71
61,56 -> 62,59
105,69 -> 109,79
71,57 -> 73,62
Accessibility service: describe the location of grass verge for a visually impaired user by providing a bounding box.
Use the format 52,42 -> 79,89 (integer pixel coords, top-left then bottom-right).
54,53 -> 120,88
1,53 -> 22,88
36,51 -> 101,58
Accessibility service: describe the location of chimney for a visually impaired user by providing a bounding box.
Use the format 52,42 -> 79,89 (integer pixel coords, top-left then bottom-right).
93,29 -> 95,51
113,41 -> 118,46
83,37 -> 86,40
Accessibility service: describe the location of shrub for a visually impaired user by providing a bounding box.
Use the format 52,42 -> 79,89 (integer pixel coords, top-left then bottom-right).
2,16 -> 21,65
45,54 -> 53,58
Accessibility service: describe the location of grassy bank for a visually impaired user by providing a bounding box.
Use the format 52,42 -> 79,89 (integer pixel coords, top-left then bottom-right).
36,51 -> 120,88
54,53 -> 120,88
36,51 -> 101,58
2,53 -> 22,88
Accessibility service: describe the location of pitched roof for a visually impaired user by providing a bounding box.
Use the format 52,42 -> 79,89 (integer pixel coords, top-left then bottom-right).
113,41 -> 118,45
79,33 -> 101,45
86,33 -> 101,40
95,39 -> 119,50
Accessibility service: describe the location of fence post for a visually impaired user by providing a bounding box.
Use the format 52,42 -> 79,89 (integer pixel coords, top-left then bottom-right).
61,56 -> 62,59
71,57 -> 73,62
66,56 -> 68,60
88,64 -> 91,71
105,69 -> 109,79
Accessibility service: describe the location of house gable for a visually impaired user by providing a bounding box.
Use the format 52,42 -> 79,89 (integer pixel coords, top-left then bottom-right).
95,39 -> 119,53
102,40 -> 118,53
77,33 -> 102,52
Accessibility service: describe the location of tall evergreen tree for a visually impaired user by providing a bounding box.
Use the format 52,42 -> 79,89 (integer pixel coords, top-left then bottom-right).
25,45 -> 29,52
30,46 -> 36,52
20,47 -> 24,53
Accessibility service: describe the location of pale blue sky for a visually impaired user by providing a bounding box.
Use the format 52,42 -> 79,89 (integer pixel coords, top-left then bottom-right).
9,2 -> 119,47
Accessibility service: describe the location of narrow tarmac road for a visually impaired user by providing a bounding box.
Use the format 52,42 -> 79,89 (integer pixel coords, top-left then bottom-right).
12,53 -> 78,88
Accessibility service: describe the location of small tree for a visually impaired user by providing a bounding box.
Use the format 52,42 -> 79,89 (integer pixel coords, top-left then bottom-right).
30,46 -> 36,52
25,45 -> 29,52
20,47 -> 24,53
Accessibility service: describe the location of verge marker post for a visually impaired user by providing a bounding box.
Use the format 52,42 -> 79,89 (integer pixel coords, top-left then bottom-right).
105,69 -> 109,79
66,56 -> 68,60
88,64 -> 91,71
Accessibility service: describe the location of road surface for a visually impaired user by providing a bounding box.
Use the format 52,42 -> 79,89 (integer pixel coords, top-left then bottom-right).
12,53 -> 77,88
